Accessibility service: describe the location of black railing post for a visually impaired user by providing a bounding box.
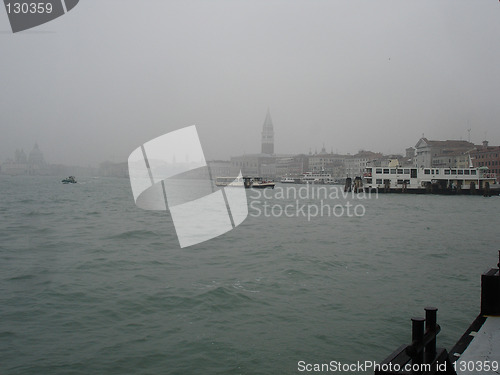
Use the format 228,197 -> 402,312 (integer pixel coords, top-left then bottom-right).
425,307 -> 438,360
480,250 -> 500,315
411,317 -> 425,368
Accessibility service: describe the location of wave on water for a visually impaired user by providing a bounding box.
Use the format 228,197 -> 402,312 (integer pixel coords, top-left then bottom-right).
17,198 -> 36,204
105,230 -> 162,240
24,210 -> 53,216
194,286 -> 255,307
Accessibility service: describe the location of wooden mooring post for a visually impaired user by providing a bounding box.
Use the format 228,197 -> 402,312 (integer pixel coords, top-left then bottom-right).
344,177 -> 352,192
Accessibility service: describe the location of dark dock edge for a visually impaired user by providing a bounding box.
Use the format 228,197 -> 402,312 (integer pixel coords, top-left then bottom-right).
374,251 -> 500,375
448,314 -> 487,363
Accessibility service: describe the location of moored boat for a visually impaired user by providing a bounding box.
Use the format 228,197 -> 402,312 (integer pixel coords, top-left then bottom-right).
363,166 -> 499,195
243,176 -> 275,189
301,171 -> 333,184
215,176 -> 244,187
280,176 -> 296,183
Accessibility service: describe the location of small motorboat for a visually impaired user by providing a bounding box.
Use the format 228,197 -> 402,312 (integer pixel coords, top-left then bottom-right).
62,176 -> 77,184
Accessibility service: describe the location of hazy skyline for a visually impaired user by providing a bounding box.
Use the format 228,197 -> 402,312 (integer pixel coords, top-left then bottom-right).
1,0 -> 499,166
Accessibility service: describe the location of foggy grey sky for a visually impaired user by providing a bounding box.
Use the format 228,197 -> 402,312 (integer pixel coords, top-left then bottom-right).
1,0 -> 499,166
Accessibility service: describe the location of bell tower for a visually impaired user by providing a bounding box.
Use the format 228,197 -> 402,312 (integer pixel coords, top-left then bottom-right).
261,109 -> 274,154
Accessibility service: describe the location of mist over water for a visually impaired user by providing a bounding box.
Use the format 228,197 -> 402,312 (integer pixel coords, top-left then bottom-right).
2,1 -> 500,165
1,176 -> 499,374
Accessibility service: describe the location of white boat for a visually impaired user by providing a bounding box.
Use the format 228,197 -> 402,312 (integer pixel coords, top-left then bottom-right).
280,176 -> 295,183
215,176 -> 244,187
327,177 -> 342,184
301,171 -> 332,184
363,166 -> 499,195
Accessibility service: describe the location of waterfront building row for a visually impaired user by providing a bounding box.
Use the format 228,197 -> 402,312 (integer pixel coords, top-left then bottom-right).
225,137 -> 500,182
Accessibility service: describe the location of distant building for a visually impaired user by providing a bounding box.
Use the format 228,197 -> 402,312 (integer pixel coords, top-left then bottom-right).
227,110 -> 277,177
99,161 -> 129,178
15,149 -> 27,163
470,141 -> 500,182
414,138 -> 475,168
367,155 -> 405,168
230,154 -> 276,177
1,149 -> 28,175
308,146 -> 330,171
1,144 -> 49,175
405,147 -> 415,165
431,151 -> 470,168
307,149 -> 346,178
344,151 -> 383,177
260,162 -> 276,179
275,154 -> 309,177
28,143 -> 45,166
27,143 -> 48,174
261,109 -> 274,155
207,160 -> 231,178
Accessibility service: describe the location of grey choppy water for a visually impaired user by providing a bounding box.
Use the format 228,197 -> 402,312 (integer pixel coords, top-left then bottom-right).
1,176 -> 499,374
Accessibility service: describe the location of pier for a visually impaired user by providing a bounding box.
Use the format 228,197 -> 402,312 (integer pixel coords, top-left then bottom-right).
376,252 -> 500,374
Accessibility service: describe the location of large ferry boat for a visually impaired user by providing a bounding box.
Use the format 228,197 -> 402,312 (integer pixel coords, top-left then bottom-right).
363,166 -> 499,195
